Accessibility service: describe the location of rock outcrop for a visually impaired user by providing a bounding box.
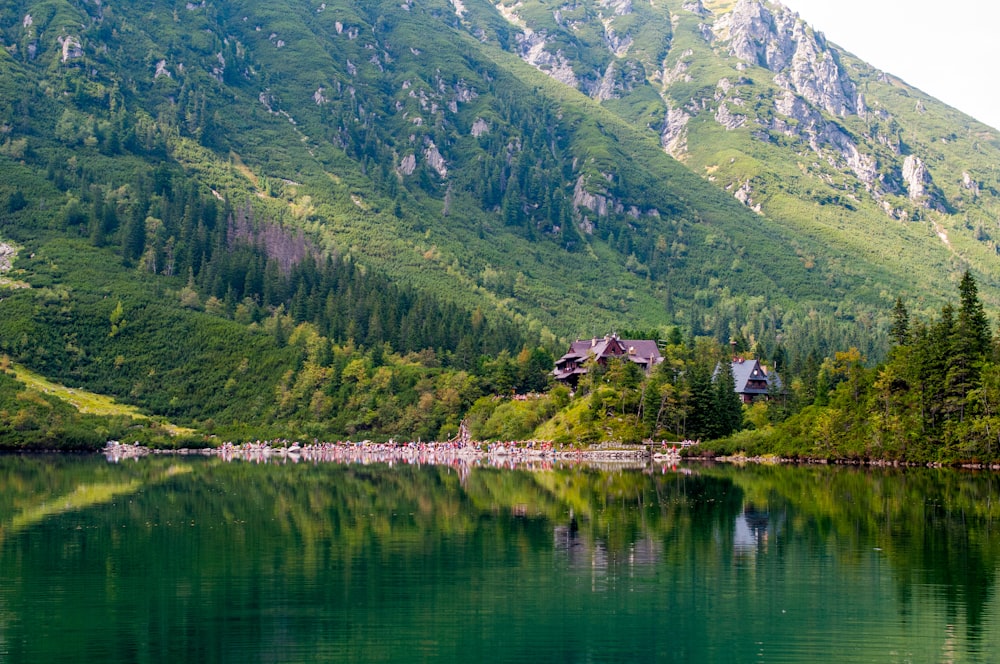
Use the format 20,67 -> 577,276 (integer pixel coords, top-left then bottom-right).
713,0 -> 855,117
901,155 -> 944,210
424,141 -> 448,178
515,29 -> 579,87
660,106 -> 691,158
58,35 -> 83,63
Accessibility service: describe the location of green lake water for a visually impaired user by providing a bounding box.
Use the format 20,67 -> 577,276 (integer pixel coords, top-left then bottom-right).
1,454 -> 999,662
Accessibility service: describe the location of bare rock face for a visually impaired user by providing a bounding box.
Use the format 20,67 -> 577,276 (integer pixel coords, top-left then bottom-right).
573,176 -> 610,217
899,155 -> 947,211
591,62 -> 619,101
682,1 -> 707,16
424,141 -> 448,178
658,49 -> 693,86
471,118 -> 490,137
599,0 -> 633,17
154,59 -> 171,79
714,0 -> 855,117
516,29 -> 579,87
586,60 -> 643,100
962,171 -> 980,197
603,26 -> 634,57
397,153 -> 417,176
902,155 -> 930,202
715,102 -> 746,130
59,35 -> 83,63
0,242 -> 18,272
660,106 -> 691,158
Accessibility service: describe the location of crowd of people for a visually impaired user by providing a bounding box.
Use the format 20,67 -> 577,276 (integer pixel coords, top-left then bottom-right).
103,439 -> 685,468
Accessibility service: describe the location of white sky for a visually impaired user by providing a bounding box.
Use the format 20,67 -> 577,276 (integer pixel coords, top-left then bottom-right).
779,0 -> 1000,130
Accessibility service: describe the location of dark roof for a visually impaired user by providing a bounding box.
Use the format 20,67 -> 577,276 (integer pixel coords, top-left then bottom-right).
560,336 -> 660,359
729,358 -> 777,395
553,335 -> 663,380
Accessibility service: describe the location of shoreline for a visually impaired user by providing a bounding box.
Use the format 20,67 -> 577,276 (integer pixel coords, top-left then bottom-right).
20,442 -> 997,472
689,453 -> 1000,471
102,440 -> 684,467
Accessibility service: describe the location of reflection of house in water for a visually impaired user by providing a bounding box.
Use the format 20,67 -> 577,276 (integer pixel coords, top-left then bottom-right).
629,537 -> 662,568
733,503 -> 775,555
554,515 -> 589,567
554,513 -> 661,590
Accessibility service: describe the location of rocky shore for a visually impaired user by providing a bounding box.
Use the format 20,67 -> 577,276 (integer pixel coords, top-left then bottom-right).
103,440 -> 684,467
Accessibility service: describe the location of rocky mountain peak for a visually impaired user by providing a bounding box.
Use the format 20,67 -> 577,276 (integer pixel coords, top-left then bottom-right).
713,0 -> 855,117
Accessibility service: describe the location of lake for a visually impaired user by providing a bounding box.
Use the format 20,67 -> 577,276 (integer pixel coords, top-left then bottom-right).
1,453 -> 998,662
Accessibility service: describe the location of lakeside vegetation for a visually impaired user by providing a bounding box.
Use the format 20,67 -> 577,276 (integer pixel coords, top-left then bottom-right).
2,233 -> 999,467
703,272 -> 1000,464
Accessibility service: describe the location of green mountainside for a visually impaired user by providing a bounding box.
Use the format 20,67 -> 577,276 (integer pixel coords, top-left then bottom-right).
473,0 -> 1000,304
1,0 -> 999,445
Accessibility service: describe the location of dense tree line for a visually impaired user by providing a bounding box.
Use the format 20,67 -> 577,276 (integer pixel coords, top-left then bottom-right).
703,272 -> 1000,463
43,158 -> 537,365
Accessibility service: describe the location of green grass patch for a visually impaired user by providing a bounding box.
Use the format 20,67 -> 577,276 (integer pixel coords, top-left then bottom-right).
9,363 -> 194,436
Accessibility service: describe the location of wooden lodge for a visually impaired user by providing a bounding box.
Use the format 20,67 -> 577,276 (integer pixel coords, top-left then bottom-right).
552,334 -> 663,386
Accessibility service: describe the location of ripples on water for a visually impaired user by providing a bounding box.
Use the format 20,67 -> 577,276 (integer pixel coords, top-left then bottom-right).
1,454 -> 998,662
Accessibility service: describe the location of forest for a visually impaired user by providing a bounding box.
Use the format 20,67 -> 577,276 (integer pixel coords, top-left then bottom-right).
700,272 -> 1000,463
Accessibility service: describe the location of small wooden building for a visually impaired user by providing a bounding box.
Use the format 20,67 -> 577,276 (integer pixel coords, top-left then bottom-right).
728,358 -> 778,403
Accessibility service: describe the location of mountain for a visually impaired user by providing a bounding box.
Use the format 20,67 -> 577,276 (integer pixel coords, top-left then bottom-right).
474,0 -> 1000,299
1,0 -> 999,439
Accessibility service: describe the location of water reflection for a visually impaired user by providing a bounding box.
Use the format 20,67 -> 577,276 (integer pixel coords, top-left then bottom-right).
733,503 -> 777,556
1,455 -> 999,661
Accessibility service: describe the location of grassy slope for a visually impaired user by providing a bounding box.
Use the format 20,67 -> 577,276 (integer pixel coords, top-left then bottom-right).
82,0 -> 879,332
10,363 -> 194,435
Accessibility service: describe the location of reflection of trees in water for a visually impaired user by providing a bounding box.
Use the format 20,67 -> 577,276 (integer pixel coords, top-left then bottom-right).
547,462 -> 1000,641
553,511 -> 661,593
551,472 -> 745,581
554,512 -> 609,593
707,465 -> 1000,641
4,456 -> 1000,644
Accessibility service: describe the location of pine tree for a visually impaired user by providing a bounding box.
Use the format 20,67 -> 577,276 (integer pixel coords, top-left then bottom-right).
684,363 -> 715,440
957,271 -> 991,357
945,272 -> 993,422
920,304 -> 954,431
713,360 -> 744,438
890,297 -> 910,347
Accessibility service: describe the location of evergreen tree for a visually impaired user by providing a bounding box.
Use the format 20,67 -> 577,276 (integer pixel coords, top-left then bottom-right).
957,271 -> 991,357
641,379 -> 662,436
920,304 -> 954,432
713,360 -> 744,437
945,272 -> 993,422
517,347 -> 554,393
121,210 -> 146,263
890,297 -> 910,347
684,363 -> 715,440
